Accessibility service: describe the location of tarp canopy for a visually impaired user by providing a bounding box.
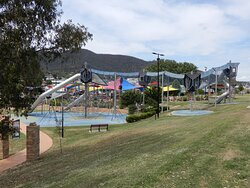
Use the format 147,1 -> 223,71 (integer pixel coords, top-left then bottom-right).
122,79 -> 139,91
102,78 -> 121,90
100,77 -> 140,91
163,85 -> 179,92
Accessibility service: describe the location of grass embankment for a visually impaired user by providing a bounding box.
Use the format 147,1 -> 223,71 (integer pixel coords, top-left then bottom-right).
0,133 -> 26,160
0,95 -> 249,187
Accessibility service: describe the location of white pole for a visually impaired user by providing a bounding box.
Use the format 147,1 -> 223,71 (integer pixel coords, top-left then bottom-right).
229,76 -> 232,103
215,69 -> 218,108
113,74 -> 117,117
167,76 -> 170,112
161,73 -> 164,113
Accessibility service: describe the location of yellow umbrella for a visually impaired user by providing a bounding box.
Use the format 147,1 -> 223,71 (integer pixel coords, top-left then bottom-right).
163,85 -> 179,92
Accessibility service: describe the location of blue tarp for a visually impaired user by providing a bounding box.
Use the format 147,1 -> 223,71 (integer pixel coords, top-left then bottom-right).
121,79 -> 138,91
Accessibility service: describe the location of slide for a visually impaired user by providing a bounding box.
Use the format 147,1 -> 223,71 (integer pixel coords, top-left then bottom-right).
209,91 -> 229,104
216,91 -> 229,104
64,94 -> 85,110
30,73 -> 81,112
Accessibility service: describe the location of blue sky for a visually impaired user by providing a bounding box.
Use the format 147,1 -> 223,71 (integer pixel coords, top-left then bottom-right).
61,0 -> 250,81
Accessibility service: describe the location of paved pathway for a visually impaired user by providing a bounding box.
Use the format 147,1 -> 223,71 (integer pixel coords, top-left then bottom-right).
0,123 -> 53,173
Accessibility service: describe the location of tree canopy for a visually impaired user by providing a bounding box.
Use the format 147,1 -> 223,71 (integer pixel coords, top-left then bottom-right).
146,59 -> 197,74
0,0 -> 92,114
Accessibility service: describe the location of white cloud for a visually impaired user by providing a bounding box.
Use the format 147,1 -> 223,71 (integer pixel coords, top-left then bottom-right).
61,0 -> 250,80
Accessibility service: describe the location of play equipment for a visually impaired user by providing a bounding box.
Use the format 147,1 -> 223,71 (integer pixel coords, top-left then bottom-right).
204,62 -> 239,105
28,61 -> 240,125
184,71 -> 201,110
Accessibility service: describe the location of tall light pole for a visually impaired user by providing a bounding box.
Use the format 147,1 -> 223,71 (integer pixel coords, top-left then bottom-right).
204,67 -> 207,96
152,52 -> 164,119
213,68 -> 218,108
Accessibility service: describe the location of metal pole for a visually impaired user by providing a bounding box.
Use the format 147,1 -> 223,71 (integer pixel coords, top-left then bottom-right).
113,74 -> 117,117
204,67 -> 207,97
61,97 -> 64,138
84,83 -> 88,118
142,87 -> 145,106
41,101 -> 44,114
167,76 -> 170,112
152,52 -> 164,118
229,76 -> 232,103
157,56 -> 160,118
215,69 -> 218,107
161,73 -> 164,113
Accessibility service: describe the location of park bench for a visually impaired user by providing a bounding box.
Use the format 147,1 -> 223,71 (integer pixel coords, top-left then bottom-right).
90,124 -> 108,132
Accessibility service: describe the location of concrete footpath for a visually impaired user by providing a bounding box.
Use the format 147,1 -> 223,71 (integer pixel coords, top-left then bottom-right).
0,123 -> 53,173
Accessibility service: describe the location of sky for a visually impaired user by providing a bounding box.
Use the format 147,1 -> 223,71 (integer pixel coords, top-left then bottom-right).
61,0 -> 250,81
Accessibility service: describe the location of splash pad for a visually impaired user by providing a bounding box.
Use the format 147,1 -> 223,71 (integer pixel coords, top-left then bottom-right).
171,110 -> 213,116
18,111 -> 127,127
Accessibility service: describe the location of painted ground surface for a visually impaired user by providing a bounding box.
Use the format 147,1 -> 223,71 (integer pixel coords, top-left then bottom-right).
17,111 -> 127,127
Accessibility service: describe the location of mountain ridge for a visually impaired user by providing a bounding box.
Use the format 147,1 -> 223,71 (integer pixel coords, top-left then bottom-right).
40,49 -> 151,75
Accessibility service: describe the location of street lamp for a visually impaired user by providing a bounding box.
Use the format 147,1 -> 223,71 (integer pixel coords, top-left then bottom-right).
152,52 -> 164,119
204,67 -> 207,95
212,68 -> 218,108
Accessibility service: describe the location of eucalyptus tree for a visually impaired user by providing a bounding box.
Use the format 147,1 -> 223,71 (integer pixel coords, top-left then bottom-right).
0,0 -> 92,114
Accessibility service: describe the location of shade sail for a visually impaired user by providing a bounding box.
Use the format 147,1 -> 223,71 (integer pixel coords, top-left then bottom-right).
103,78 -> 122,90
163,85 -> 179,92
121,79 -> 138,91
100,77 -> 140,91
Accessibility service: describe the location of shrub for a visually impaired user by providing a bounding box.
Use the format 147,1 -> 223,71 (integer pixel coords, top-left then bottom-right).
120,90 -> 141,108
140,104 -> 155,113
144,87 -> 162,107
195,95 -> 201,101
126,111 -> 156,123
197,89 -> 205,95
182,96 -> 188,101
128,104 -> 137,115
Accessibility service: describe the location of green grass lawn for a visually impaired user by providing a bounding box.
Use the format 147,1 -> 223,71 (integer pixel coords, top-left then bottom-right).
9,133 -> 26,155
0,133 -> 26,160
0,95 -> 249,187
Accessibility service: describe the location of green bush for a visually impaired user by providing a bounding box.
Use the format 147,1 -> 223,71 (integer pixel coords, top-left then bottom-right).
126,111 -> 156,123
195,95 -> 201,101
140,104 -> 155,113
120,90 -> 141,108
144,87 -> 162,108
196,89 -> 205,95
128,104 -> 137,115
182,96 -> 188,101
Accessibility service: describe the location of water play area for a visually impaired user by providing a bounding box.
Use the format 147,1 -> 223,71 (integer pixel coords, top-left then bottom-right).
16,111 -> 127,127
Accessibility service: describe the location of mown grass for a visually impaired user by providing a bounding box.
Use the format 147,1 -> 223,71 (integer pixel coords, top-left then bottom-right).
9,133 -> 26,155
0,95 -> 249,187
0,133 -> 26,160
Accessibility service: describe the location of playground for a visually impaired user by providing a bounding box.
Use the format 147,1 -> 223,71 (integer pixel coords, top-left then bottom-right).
0,94 -> 249,187
17,62 -> 240,128
1,62 -> 249,188
2,1 -> 250,187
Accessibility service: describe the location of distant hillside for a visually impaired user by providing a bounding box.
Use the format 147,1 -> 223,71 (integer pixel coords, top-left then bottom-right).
40,49 -> 151,75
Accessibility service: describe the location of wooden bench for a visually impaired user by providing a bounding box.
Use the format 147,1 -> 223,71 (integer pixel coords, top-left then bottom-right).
90,124 -> 108,132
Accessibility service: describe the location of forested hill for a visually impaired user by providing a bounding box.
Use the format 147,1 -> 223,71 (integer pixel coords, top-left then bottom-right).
40,49 -> 151,75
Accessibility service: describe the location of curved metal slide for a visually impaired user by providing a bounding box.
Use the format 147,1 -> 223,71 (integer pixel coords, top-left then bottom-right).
30,73 -> 81,112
